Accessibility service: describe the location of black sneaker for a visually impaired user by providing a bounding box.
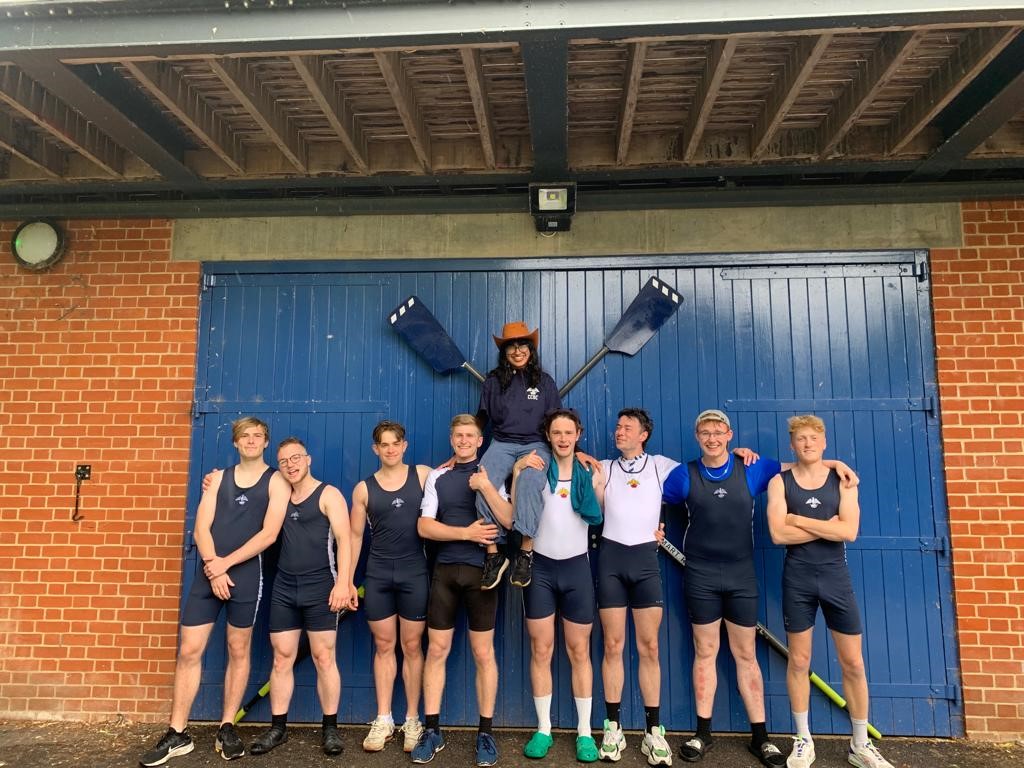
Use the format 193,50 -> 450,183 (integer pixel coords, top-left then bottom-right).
510,549 -> 534,587
250,725 -> 288,755
140,728 -> 194,767
215,722 -> 245,761
322,724 -> 344,756
480,552 -> 508,590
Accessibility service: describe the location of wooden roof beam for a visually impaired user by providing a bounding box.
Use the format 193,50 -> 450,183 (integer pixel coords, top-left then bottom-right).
0,111 -> 64,178
460,47 -> 497,170
208,57 -> 307,173
616,42 -> 647,166
124,61 -> 245,175
751,34 -> 833,159
888,26 -> 1020,155
682,37 -> 738,163
817,31 -> 924,159
374,51 -> 432,173
0,66 -> 123,177
289,55 -> 369,174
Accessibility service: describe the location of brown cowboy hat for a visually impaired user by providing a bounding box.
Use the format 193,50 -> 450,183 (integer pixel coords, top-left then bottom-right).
493,321 -> 540,350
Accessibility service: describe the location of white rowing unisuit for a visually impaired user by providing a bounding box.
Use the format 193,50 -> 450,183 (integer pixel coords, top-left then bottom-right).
533,479 -> 590,561
601,454 -> 680,546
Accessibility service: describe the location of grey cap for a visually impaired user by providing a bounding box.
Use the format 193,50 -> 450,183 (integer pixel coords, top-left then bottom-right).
694,409 -> 731,429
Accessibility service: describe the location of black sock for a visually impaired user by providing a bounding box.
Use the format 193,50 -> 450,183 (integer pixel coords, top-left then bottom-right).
606,701 -> 621,725
696,716 -> 712,740
272,713 -> 287,730
478,716 -> 493,735
751,721 -> 768,746
322,713 -> 337,728
644,706 -> 660,732
425,714 -> 440,732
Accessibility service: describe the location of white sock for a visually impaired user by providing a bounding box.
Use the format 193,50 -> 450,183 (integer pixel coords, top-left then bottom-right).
377,712 -> 394,725
851,718 -> 869,748
575,696 -> 593,738
534,694 -> 552,735
792,711 -> 811,741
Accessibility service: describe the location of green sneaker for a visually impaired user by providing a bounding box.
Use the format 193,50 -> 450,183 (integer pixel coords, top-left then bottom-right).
576,735 -> 600,763
524,731 -> 554,759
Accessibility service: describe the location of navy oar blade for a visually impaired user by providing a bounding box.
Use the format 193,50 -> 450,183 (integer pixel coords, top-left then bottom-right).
389,295 -> 470,375
605,276 -> 682,356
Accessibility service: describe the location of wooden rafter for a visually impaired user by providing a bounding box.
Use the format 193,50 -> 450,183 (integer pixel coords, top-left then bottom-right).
460,47 -> 497,169
751,34 -> 833,159
0,111 -> 63,178
0,67 -> 123,177
616,42 -> 648,165
374,51 -> 432,172
208,57 -> 307,172
682,38 -> 738,163
124,61 -> 244,175
289,55 -> 369,173
888,26 -> 1021,154
817,31 -> 924,159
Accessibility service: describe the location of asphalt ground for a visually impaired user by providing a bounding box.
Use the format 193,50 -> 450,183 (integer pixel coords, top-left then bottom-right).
1,720 -> 1022,768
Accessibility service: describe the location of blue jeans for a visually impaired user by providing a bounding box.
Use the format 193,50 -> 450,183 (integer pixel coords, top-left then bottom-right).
476,439 -> 550,543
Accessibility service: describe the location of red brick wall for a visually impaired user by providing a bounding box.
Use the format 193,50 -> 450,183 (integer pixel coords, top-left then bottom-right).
0,219 -> 199,720
931,199 -> 1024,740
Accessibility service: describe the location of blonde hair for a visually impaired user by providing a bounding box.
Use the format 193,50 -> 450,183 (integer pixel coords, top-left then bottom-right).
449,413 -> 481,434
232,416 -> 270,443
787,414 -> 826,436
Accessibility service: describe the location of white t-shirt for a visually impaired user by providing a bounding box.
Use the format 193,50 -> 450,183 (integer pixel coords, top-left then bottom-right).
601,453 -> 680,546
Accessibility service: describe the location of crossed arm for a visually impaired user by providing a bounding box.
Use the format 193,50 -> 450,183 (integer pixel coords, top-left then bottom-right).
766,474 -> 861,546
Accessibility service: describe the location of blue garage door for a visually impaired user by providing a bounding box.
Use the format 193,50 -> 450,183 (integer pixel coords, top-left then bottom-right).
184,251 -> 960,736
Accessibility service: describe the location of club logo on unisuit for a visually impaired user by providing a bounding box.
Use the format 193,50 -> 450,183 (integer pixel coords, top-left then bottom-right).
526,387 -> 540,401
713,488 -> 728,498
805,496 -> 822,509
235,494 -> 249,506
289,508 -> 300,520
557,487 -> 569,498
627,479 -> 640,488
392,497 -> 406,508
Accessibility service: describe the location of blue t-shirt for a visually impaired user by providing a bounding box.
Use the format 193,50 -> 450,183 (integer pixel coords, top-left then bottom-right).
662,455 -> 781,505
477,370 -> 561,444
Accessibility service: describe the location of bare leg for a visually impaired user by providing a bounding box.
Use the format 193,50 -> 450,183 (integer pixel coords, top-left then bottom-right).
169,623 -> 215,732
562,619 -> 594,698
691,620 -> 721,719
219,624 -> 254,724
526,616 -> 556,697
368,616 -> 398,716
632,607 -> 663,707
469,629 -> 498,718
724,621 -> 765,723
399,618 -> 426,720
599,607 -> 628,705
422,628 -> 454,715
268,630 -> 301,715
308,629 -> 341,714
832,631 -> 869,720
785,629 -> 814,715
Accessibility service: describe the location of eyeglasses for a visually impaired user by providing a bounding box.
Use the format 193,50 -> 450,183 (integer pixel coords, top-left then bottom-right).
697,430 -> 729,439
505,341 -> 530,351
278,453 -> 308,467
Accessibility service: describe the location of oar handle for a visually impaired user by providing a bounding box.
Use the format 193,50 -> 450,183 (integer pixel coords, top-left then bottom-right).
559,346 -> 610,397
462,361 -> 486,383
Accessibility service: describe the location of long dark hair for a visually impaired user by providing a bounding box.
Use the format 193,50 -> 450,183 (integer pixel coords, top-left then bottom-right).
490,339 -> 543,391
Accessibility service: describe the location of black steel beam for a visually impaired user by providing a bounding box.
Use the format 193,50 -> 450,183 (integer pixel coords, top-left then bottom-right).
522,38 -> 569,179
3,179 -> 1024,220
1,1 -> 1018,59
9,53 -> 200,186
909,33 -> 1024,181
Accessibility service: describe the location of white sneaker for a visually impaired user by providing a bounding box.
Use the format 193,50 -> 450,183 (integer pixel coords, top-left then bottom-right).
401,718 -> 424,753
362,717 -> 395,752
641,725 -> 673,766
848,740 -> 893,768
787,737 -> 816,768
600,719 -> 626,762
